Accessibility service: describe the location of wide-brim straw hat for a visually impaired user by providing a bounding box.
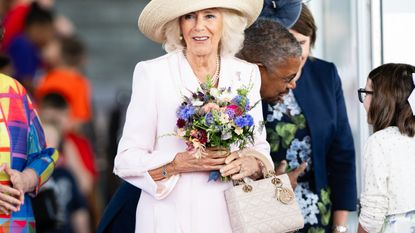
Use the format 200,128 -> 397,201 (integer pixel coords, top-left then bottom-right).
138,0 -> 264,43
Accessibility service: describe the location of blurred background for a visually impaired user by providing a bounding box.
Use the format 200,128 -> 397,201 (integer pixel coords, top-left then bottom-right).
1,0 -> 414,232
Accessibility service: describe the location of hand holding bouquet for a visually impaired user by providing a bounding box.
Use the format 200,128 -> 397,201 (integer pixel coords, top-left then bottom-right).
175,80 -> 259,181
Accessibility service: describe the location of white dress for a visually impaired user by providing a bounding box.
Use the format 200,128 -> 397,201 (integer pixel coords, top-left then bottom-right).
359,126 -> 415,233
113,50 -> 272,233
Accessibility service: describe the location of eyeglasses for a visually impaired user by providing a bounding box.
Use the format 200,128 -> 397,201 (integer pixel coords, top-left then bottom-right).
357,88 -> 373,103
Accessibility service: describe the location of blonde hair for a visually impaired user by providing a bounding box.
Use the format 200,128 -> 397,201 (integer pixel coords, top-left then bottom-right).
163,9 -> 247,57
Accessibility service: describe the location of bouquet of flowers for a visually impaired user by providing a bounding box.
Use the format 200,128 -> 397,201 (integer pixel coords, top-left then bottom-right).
175,78 -> 258,181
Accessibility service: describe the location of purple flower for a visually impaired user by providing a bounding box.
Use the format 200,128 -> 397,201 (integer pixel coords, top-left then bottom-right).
225,109 -> 235,119
177,105 -> 196,120
205,112 -> 214,125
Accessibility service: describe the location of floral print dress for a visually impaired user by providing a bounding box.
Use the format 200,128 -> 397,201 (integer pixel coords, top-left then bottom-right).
263,90 -> 331,233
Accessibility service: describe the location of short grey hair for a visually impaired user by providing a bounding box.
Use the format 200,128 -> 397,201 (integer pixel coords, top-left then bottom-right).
163,9 -> 247,57
237,18 -> 302,72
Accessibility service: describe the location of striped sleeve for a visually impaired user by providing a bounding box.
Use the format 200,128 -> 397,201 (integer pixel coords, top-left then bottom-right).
25,93 -> 59,193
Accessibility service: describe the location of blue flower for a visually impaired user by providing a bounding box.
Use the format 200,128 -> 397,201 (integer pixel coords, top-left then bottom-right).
234,116 -> 246,128
286,149 -> 297,161
177,105 -> 196,120
208,171 -> 220,181
205,112 -> 214,125
232,95 -> 243,105
291,139 -> 301,151
234,115 -> 254,128
289,160 -> 299,168
244,114 -> 254,127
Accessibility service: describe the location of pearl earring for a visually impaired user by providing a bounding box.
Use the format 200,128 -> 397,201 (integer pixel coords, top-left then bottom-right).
179,35 -> 183,40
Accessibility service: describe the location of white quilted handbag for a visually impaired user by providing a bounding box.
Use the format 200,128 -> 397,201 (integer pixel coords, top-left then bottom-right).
225,173 -> 304,233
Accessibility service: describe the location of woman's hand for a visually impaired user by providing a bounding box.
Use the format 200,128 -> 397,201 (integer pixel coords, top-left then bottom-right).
174,148 -> 227,173
219,151 -> 261,180
0,164 -> 23,215
275,160 -> 307,189
3,164 -> 38,204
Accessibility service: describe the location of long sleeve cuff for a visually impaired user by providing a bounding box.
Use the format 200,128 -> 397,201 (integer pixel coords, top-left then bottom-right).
359,194 -> 388,232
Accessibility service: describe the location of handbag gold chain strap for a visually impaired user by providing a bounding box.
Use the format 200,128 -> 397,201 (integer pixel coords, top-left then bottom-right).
234,170 -> 295,204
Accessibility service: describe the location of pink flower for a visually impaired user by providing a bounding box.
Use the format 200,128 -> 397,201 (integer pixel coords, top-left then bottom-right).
227,104 -> 243,116
202,103 -> 220,113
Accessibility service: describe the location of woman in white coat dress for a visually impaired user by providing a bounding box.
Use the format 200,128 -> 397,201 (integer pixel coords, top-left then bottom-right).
113,0 -> 274,232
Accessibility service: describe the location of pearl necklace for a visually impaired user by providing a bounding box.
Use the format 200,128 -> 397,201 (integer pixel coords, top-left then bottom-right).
183,50 -> 221,86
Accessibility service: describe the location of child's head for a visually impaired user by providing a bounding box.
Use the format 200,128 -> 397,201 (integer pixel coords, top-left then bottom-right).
24,2 -> 54,48
60,36 -> 86,69
364,63 -> 415,136
39,92 -> 72,133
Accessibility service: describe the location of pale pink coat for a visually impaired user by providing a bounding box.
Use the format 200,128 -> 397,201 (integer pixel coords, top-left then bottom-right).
113,50 -> 272,233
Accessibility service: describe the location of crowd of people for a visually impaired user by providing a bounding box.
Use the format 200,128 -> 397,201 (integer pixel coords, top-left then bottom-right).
1,0 -> 414,233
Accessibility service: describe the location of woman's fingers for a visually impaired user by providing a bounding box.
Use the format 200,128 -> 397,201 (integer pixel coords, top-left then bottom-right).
225,152 -> 239,164
0,192 -> 21,207
0,185 -> 21,197
0,199 -> 18,212
220,160 -> 241,177
275,160 -> 287,175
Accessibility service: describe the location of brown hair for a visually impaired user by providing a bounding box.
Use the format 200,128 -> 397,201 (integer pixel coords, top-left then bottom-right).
368,63 -> 415,137
291,4 -> 317,48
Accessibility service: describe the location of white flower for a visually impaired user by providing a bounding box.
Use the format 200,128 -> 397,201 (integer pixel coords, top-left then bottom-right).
210,88 -> 221,99
221,131 -> 232,140
234,127 -> 243,135
177,128 -> 186,137
192,99 -> 204,107
219,112 -> 229,124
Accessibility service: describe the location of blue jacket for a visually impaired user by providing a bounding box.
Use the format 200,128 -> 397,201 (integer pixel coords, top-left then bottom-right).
96,181 -> 140,233
292,57 -> 357,211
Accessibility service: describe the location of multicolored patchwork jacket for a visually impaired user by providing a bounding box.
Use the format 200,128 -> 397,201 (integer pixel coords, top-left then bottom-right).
0,74 -> 58,232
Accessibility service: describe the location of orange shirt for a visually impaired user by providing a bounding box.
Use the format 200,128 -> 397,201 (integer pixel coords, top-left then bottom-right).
36,68 -> 92,122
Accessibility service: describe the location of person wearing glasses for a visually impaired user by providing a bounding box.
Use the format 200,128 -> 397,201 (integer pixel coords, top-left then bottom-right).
261,3 -> 357,233
358,63 -> 415,233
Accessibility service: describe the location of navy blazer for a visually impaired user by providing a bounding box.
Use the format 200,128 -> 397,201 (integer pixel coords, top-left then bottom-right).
96,181 -> 141,233
292,57 -> 357,211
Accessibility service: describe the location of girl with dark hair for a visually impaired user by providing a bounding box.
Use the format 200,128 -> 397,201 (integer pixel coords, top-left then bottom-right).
358,63 -> 415,233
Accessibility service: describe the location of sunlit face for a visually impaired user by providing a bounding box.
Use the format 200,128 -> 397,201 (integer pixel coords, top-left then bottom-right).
289,29 -> 310,68
259,57 -> 301,104
180,8 -> 223,56
364,79 -> 373,114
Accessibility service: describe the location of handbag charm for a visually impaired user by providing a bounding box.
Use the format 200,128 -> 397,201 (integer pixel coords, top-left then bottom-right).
225,172 -> 304,233
272,177 -> 294,204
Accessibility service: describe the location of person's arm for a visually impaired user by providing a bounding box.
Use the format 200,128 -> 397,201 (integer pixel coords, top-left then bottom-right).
358,137 -> 389,233
332,210 -> 349,232
248,65 -> 273,166
326,64 -> 357,217
114,62 -> 226,199
24,90 -> 59,194
148,150 -> 226,181
357,223 -> 368,233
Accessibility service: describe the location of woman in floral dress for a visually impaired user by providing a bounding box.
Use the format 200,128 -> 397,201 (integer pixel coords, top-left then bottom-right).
262,4 -> 357,233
